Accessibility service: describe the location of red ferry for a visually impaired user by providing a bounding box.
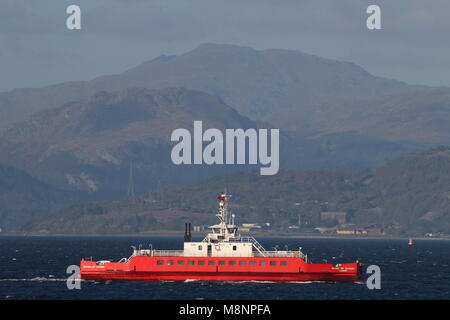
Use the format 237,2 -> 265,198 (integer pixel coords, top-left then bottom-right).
80,192 -> 363,282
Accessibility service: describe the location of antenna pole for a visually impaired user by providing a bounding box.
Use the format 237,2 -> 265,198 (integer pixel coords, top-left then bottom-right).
127,160 -> 135,196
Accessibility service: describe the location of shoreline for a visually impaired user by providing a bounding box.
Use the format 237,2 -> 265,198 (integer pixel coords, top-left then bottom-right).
1,231 -> 449,241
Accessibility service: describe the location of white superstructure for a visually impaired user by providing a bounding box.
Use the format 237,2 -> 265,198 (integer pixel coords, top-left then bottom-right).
182,191 -> 304,258
128,191 -> 307,260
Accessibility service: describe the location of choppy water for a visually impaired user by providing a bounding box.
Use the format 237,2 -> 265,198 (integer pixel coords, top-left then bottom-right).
1,236 -> 449,299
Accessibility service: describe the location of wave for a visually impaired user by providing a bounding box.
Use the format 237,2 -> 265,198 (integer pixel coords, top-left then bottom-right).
183,279 -> 200,283
390,260 -> 407,264
0,277 -> 73,282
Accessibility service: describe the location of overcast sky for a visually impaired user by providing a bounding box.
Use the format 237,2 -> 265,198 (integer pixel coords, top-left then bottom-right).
1,0 -> 450,92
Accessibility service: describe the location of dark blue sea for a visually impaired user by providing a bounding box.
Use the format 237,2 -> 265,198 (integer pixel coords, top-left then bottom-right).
1,236 -> 449,300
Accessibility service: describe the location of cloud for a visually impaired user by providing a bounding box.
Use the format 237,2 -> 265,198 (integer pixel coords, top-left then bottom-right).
0,1 -> 64,35
384,0 -> 450,31
0,0 -> 450,91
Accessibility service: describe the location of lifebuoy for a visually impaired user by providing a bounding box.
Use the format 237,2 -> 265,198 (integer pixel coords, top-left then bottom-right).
214,244 -> 221,251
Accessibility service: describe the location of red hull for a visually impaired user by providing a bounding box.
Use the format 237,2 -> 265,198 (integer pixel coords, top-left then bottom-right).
80,256 -> 362,283
81,271 -> 361,282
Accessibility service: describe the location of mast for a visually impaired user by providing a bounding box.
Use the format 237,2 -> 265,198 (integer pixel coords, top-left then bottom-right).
203,191 -> 238,243
217,191 -> 231,239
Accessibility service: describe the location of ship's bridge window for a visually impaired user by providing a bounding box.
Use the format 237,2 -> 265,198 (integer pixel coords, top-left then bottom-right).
259,261 -> 266,266
167,260 -> 174,265
218,261 -> 225,265
250,261 -> 257,266
281,261 -> 287,266
198,261 -> 205,265
177,260 -> 184,265
239,261 -> 246,266
208,261 -> 215,266
188,260 -> 195,265
157,260 -> 164,265
270,261 -> 277,266
228,261 -> 236,266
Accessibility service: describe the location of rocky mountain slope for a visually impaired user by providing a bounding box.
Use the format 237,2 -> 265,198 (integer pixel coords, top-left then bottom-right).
0,87 -> 258,198
266,86 -> 450,146
0,43 -> 408,130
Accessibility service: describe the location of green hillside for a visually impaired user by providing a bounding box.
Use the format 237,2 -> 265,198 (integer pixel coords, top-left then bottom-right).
25,147 -> 450,236
0,165 -> 83,231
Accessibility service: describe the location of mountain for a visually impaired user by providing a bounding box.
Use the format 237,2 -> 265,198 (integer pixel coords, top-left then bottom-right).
0,86 -> 418,199
266,86 -> 450,146
25,147 -> 450,236
364,146 -> 450,233
2,43 -> 448,150
0,43 -> 408,131
0,164 -> 82,231
0,87 -> 260,198
117,43 -> 409,117
1,43 -> 446,232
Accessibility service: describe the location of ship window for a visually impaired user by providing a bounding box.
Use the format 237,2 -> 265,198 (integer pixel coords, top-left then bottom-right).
218,261 -> 225,265
239,261 -> 246,266
157,260 -> 164,265
167,260 -> 174,265
250,261 -> 257,266
198,261 -> 205,265
270,261 -> 277,266
208,261 -> 215,265
188,260 -> 195,265
177,260 -> 184,265
198,245 -> 203,250
281,261 -> 287,266
259,261 -> 266,266
232,246 -> 237,251
228,261 -> 236,266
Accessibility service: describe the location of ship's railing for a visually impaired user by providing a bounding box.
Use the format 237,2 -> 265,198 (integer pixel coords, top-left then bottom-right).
152,250 -> 185,257
132,249 -> 184,257
251,250 -> 301,258
201,236 -> 308,260
229,236 -> 267,256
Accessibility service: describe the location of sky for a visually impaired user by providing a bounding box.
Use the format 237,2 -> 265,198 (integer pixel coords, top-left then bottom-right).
1,0 -> 450,92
